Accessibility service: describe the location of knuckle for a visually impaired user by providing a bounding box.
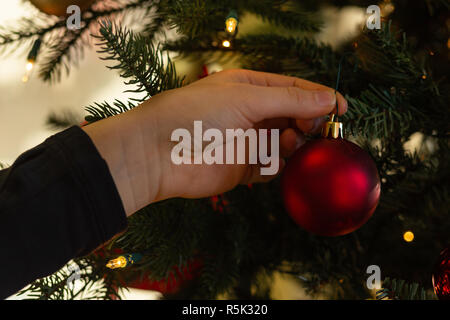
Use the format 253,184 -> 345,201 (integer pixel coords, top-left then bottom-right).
286,86 -> 304,105
219,68 -> 243,78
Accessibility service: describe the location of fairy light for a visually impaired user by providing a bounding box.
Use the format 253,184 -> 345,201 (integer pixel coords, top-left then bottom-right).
106,256 -> 128,269
226,17 -> 237,33
22,61 -> 35,83
380,0 -> 395,16
403,231 -> 414,242
225,18 -> 237,34
106,253 -> 143,269
225,10 -> 238,34
22,38 -> 41,83
222,40 -> 231,48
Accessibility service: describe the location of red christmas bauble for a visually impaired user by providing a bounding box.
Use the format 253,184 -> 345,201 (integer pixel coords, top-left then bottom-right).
432,247 -> 450,300
282,137 -> 381,236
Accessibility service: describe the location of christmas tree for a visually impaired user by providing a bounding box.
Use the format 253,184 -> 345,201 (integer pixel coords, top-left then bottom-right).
1,0 -> 448,300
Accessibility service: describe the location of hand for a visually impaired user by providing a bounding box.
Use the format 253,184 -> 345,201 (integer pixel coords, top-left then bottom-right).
83,69 -> 347,216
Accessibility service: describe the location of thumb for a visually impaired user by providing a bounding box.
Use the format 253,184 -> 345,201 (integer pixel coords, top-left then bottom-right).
238,85 -> 336,123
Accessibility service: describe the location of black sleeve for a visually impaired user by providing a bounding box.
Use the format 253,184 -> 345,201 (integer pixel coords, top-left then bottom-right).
0,125 -> 128,299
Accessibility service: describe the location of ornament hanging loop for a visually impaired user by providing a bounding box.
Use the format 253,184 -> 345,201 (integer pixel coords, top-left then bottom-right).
322,53 -> 353,139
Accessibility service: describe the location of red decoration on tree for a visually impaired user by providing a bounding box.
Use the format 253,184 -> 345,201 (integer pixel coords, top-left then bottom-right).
199,63 -> 223,79
432,247 -> 450,300
282,115 -> 380,236
94,246 -> 202,295
127,259 -> 202,294
210,194 -> 229,212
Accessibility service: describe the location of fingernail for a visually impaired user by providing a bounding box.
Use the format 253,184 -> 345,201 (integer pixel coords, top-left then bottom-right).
341,98 -> 348,112
314,91 -> 336,107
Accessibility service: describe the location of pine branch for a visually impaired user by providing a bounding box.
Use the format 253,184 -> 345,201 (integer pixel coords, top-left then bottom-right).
236,34 -> 337,80
162,0 -> 226,38
0,0 -> 156,82
161,0 -> 321,37
376,277 -> 434,300
85,99 -> 137,122
0,16 -> 63,49
356,21 -> 425,88
39,27 -> 89,82
16,258 -> 117,300
46,109 -> 82,129
139,8 -> 167,38
94,20 -> 183,101
243,0 -> 322,32
164,33 -> 337,79
343,85 -> 419,139
42,1 -> 157,82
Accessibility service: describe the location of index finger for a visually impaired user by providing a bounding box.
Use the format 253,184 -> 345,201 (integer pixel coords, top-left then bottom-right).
208,69 -> 348,115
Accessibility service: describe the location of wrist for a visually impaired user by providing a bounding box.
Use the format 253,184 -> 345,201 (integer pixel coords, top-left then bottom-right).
82,106 -> 163,216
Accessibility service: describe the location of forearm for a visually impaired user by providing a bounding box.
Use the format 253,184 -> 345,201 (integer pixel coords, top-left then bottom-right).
82,104 -> 162,217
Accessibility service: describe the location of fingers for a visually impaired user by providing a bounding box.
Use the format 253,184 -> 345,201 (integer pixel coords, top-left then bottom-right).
239,127 -> 305,185
296,119 -> 315,133
209,69 -> 348,115
280,128 -> 297,157
210,69 -> 310,88
241,159 -> 286,184
239,84 -> 337,123
296,116 -> 328,134
208,69 -> 300,87
280,128 -> 305,157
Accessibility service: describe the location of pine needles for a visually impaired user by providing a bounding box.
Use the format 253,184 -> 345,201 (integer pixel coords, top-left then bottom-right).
96,20 -> 183,100
376,277 -> 434,300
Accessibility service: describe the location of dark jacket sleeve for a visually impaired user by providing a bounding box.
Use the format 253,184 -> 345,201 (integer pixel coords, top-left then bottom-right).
0,125 -> 128,299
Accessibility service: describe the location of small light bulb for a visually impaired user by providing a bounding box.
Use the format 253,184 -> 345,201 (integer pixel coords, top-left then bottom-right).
22,60 -> 35,83
26,62 -> 34,71
403,231 -> 414,242
225,17 -> 238,34
106,256 -> 128,269
222,40 -> 231,48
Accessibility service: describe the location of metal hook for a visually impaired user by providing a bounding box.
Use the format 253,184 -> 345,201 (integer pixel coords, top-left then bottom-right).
333,52 -> 354,122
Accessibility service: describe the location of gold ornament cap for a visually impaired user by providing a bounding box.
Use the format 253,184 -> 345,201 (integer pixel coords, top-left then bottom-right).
321,114 -> 344,139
